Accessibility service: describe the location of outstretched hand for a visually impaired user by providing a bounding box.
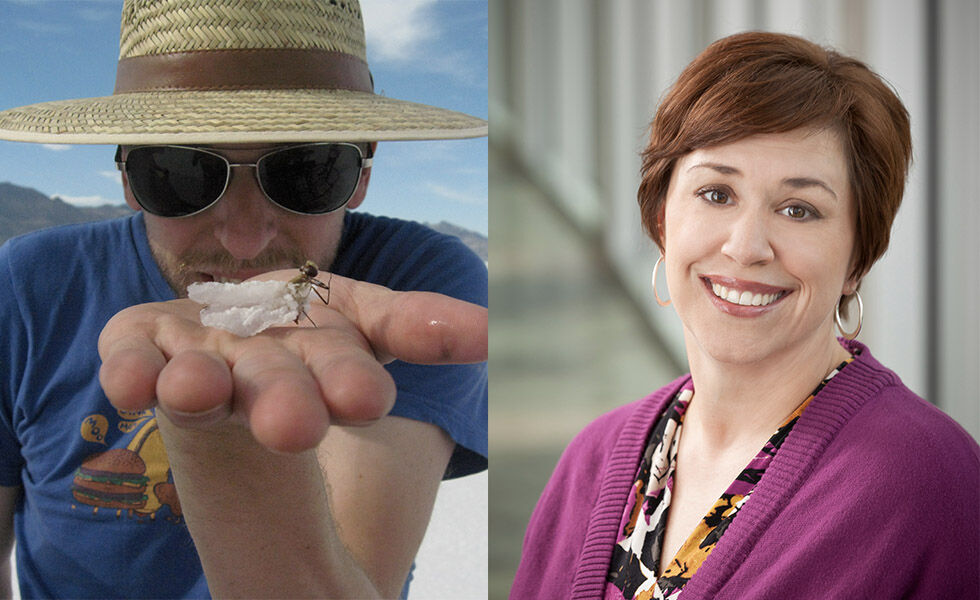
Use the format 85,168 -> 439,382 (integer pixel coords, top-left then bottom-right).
98,270 -> 488,453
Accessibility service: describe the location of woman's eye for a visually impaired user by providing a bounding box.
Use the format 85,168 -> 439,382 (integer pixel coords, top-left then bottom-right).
698,188 -> 730,205
780,205 -> 814,220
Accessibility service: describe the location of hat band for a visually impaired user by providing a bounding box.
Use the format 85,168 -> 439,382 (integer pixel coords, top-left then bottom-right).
114,48 -> 373,94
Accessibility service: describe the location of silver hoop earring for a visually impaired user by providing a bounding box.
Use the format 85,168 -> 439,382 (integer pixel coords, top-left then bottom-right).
835,290 -> 863,340
652,255 -> 671,307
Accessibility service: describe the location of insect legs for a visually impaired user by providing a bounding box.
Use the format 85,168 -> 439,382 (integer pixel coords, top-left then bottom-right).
292,261 -> 333,327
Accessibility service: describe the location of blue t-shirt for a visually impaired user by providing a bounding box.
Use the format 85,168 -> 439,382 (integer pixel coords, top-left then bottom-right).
0,211 -> 487,599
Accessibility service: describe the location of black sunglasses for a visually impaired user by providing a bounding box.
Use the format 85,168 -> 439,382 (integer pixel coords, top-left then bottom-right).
115,143 -> 373,218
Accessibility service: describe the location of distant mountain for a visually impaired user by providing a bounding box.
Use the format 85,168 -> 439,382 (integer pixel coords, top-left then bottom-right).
426,221 -> 488,262
0,182 -> 489,262
0,182 -> 133,245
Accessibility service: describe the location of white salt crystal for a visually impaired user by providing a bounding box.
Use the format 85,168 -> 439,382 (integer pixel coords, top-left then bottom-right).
187,280 -> 312,337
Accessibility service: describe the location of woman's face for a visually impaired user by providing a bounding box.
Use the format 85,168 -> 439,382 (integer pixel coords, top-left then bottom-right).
662,128 -> 858,366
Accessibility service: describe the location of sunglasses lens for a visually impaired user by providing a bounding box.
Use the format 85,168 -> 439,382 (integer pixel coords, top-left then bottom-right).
125,146 -> 228,217
258,144 -> 364,214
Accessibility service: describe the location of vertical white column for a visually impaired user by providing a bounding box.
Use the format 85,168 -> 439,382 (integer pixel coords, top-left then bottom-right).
708,0 -> 754,39
597,0 -> 641,263
859,0 -> 927,396
763,0 -> 810,35
937,0 -> 980,435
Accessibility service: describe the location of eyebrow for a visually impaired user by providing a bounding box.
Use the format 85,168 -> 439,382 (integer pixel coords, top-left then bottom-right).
687,162 -> 838,200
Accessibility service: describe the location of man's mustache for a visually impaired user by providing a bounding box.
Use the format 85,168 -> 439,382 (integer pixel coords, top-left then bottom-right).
175,248 -> 310,275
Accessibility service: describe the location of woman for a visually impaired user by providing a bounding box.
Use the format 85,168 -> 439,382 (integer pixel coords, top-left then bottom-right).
511,32 -> 979,599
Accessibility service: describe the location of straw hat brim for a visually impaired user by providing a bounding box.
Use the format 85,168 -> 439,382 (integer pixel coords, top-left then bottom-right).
0,89 -> 487,145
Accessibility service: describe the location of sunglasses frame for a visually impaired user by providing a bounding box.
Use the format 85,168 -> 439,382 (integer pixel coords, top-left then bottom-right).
115,142 -> 373,218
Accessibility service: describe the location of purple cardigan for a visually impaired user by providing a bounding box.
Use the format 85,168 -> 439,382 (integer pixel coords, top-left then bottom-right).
511,340 -> 980,599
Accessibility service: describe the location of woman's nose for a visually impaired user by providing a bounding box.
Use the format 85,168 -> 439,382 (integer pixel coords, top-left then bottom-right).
720,212 -> 775,266
210,165 -> 279,260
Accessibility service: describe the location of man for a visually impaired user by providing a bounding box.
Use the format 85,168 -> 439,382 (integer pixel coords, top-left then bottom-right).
0,1 -> 487,598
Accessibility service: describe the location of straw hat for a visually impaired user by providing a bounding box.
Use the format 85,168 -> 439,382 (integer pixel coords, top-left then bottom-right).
0,0 -> 487,144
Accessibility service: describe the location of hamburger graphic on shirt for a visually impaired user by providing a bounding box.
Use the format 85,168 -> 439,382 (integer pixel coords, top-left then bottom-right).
72,448 -> 149,512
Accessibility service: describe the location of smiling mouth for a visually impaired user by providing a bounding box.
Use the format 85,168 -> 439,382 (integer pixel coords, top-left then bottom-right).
702,277 -> 790,307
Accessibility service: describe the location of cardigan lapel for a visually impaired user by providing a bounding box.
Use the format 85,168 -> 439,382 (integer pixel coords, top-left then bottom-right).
569,375 -> 690,599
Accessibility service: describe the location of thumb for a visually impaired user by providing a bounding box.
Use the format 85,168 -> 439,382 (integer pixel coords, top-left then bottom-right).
314,273 -> 488,365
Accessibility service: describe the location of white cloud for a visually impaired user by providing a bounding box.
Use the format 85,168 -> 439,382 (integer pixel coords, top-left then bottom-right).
362,0 -> 438,62
99,170 -> 122,185
426,183 -> 484,206
76,7 -> 118,23
42,144 -> 71,152
54,194 -> 119,207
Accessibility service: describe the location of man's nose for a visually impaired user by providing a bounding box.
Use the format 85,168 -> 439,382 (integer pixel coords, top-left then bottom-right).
720,210 -> 775,267
210,165 -> 279,260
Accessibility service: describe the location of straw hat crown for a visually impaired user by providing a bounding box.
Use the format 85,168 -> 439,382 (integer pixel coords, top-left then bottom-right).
119,0 -> 366,59
0,0 -> 487,144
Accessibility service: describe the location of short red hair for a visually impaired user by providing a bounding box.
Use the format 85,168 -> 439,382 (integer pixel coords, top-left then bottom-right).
638,31 -> 912,281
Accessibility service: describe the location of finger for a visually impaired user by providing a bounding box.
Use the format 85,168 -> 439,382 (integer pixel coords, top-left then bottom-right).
99,332 -> 167,412
311,274 -> 488,365
300,330 -> 397,426
99,301 -> 216,411
231,343 -> 330,453
155,350 -> 234,428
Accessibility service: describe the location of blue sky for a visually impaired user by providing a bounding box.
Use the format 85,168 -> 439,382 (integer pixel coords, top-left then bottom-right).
0,0 -> 488,235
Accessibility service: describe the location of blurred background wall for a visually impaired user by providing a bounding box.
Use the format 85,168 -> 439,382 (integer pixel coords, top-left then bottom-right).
488,0 -> 979,597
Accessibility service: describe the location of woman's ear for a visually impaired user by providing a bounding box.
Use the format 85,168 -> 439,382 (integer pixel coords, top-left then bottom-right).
656,200 -> 667,248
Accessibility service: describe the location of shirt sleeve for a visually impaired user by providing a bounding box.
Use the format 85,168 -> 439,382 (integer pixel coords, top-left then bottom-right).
0,241 -> 27,486
330,214 -> 488,478
383,234 -> 488,478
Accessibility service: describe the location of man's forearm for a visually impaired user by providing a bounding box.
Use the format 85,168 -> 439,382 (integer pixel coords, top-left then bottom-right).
1,564 -> 11,600
155,412 -> 380,599
0,485 -> 17,600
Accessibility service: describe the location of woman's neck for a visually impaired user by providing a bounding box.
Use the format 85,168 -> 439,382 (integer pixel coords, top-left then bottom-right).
682,332 -> 850,454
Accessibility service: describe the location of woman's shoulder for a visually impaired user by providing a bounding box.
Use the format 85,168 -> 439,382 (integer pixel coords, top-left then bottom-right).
780,348 -> 980,595
838,343 -> 977,461
843,385 -> 978,483
818,343 -> 978,500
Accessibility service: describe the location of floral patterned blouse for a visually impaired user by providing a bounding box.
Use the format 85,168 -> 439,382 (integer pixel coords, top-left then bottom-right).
606,358 -> 854,599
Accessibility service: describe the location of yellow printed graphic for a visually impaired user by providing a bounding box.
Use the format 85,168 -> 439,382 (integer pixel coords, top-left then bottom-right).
73,410 -> 181,521
124,417 -> 174,515
117,408 -> 153,434
80,414 -> 109,445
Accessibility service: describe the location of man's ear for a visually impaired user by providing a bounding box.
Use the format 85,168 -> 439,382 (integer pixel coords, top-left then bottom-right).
116,146 -> 143,212
119,169 -> 143,213
347,142 -> 377,211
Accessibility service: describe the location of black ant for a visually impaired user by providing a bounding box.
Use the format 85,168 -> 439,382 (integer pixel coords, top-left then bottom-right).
290,260 -> 332,327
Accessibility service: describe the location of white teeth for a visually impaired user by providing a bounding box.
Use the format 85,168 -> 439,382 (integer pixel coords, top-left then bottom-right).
711,282 -> 781,307
216,277 -> 243,284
